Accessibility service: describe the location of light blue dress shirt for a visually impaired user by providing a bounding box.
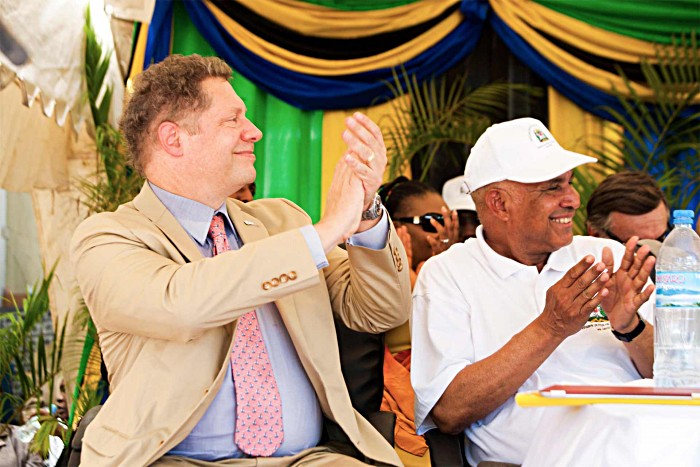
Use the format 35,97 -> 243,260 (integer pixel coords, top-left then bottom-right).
149,183 -> 388,460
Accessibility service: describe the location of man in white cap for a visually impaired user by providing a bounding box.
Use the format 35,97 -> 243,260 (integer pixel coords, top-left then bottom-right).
410,118 -> 656,465
442,176 -> 480,242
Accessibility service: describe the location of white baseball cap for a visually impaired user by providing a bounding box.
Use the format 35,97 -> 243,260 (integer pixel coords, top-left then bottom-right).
442,176 -> 476,212
463,118 -> 596,193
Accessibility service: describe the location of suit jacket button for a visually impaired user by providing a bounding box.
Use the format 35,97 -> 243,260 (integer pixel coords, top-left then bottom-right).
288,271 -> 297,280
280,274 -> 289,283
270,277 -> 280,287
262,281 -> 272,290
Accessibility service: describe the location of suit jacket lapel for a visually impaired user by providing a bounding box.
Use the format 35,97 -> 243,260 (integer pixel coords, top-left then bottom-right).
225,198 -> 269,245
132,183 -> 203,262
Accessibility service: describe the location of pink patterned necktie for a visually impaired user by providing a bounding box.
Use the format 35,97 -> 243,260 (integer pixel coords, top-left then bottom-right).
208,214 -> 284,456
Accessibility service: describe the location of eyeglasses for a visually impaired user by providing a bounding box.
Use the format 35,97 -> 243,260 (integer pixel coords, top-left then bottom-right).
602,223 -> 673,245
396,213 -> 445,233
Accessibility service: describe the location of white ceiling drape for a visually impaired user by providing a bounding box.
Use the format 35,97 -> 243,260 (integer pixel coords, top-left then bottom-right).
0,0 -> 124,131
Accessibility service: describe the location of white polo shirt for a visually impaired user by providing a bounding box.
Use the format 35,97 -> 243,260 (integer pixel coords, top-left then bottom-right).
411,226 -> 654,465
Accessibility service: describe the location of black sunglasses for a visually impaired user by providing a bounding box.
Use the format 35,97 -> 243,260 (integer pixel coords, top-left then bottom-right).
602,222 -> 672,245
396,213 -> 445,233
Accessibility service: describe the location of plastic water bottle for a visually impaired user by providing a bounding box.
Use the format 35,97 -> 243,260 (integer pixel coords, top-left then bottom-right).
654,209 -> 700,387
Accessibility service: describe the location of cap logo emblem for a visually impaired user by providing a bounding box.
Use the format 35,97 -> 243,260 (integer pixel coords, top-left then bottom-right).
532,127 -> 549,143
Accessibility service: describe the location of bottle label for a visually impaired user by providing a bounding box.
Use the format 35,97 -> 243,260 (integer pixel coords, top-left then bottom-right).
656,272 -> 700,308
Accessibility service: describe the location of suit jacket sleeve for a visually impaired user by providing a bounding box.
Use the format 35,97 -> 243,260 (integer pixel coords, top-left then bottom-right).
323,219 -> 412,334
244,198 -> 412,334
70,208 -> 321,343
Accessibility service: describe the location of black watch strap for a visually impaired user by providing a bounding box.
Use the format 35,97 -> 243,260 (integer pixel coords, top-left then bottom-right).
611,312 -> 646,342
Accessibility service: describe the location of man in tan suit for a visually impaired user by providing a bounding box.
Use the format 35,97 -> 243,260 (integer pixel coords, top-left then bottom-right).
70,54 -> 411,466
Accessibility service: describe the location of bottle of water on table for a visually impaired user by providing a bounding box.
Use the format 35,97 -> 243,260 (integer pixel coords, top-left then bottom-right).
654,209 -> 700,387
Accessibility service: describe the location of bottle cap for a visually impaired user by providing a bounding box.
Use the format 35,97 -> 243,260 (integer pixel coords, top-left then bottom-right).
672,209 -> 694,225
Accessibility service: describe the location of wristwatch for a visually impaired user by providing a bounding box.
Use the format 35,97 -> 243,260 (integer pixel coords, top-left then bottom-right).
611,312 -> 646,342
361,193 -> 382,221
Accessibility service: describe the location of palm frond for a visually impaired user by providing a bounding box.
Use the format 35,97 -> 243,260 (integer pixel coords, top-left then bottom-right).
382,67 -> 540,182
77,9 -> 143,215
84,5 -> 113,129
0,265 -> 69,457
585,32 -> 700,215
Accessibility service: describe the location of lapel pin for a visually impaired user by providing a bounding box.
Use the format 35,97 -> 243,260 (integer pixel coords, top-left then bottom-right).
243,220 -> 256,226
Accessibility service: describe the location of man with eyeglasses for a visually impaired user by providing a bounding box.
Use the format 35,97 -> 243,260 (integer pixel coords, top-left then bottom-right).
586,171 -> 670,263
411,118 -> 656,465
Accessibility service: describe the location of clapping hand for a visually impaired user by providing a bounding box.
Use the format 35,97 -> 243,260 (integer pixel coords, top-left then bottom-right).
600,237 -> 656,333
538,255 -> 611,339
426,207 -> 460,255
341,112 -> 387,210
314,157 -> 365,252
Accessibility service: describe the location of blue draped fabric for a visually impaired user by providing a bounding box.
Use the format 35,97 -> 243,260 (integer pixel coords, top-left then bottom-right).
144,0 -> 174,67
488,15 -> 627,121
141,0 -> 486,110
140,0 -> 697,133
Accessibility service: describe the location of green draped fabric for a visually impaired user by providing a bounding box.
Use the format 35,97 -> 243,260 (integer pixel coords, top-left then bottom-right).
534,0 -> 700,44
170,2 -> 323,222
291,0 -> 420,11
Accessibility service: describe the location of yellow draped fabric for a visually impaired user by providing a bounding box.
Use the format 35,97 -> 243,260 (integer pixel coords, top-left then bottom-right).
128,23 -> 150,80
548,86 -> 621,184
234,0 -> 461,38
549,86 -> 609,160
490,0 -> 654,98
206,0 -> 463,76
502,0 -> 659,63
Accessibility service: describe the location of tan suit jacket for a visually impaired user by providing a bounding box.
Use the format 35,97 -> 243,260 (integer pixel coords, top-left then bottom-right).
70,183 -> 411,466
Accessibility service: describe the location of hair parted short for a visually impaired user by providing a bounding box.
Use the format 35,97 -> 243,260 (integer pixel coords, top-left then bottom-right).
120,54 -> 233,175
586,171 -> 668,232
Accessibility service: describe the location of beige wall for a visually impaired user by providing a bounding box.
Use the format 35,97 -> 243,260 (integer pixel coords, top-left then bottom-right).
4,191 -> 43,295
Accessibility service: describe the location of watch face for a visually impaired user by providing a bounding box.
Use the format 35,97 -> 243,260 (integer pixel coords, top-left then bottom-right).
362,194 -> 382,220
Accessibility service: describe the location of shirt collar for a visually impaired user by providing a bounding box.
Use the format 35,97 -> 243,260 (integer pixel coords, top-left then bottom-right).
149,182 -> 233,246
543,240 -> 578,273
476,225 -> 574,278
476,225 -> 530,279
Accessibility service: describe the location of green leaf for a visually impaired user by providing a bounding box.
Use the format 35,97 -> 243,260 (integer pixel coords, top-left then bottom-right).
587,32 -> 700,215
382,67 -> 539,182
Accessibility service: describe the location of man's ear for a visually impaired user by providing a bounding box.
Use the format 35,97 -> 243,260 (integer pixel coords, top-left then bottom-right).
484,187 -> 510,221
156,121 -> 184,157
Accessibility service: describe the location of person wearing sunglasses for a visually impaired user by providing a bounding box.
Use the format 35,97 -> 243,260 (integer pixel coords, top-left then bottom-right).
380,177 -> 460,281
586,171 -> 670,278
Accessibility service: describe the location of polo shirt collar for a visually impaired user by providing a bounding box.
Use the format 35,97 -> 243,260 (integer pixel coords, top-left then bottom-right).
475,226 -> 576,278
476,226 -> 531,279
544,240 -> 578,273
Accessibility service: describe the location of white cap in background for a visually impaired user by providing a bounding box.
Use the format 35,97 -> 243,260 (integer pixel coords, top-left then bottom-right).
442,176 -> 476,212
